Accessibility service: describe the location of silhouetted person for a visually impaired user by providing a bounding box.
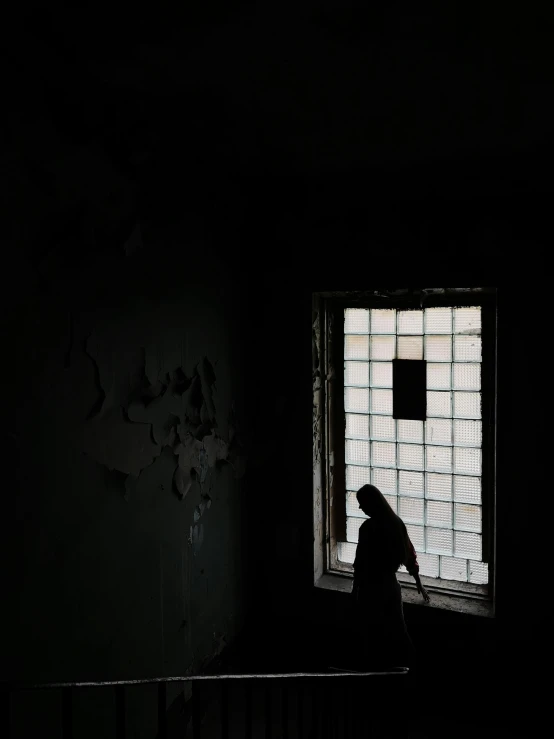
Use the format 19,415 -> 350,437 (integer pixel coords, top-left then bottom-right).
352,484 -> 430,670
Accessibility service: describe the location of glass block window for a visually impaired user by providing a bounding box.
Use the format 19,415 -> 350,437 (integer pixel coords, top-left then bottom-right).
341,305 -> 487,584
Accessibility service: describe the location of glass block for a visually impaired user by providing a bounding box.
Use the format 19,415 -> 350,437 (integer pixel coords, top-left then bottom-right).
344,308 -> 369,334
370,335 -> 396,360
346,439 -> 370,465
426,445 -> 452,473
346,464 -> 371,490
372,441 -> 396,468
345,387 -> 370,413
370,361 -> 393,387
347,492 -> 368,518
346,413 -> 370,439
371,309 -> 396,334
384,494 -> 398,513
425,527 -> 453,555
418,553 -> 440,578
398,443 -> 424,470
370,415 -> 396,441
454,335 -> 482,362
453,476 -> 481,504
427,363 -> 452,390
427,391 -> 452,417
426,473 -> 452,501
426,500 -> 453,528
345,334 -> 369,360
338,541 -> 357,564
372,467 -> 397,494
406,524 -> 425,553
453,420 -> 482,447
425,307 -> 452,334
453,392 -> 481,419
454,531 -> 482,560
468,560 -> 488,585
399,497 -> 424,525
344,361 -> 369,386
454,307 -> 481,335
425,418 -> 452,446
371,389 -> 393,415
347,516 -> 364,544
398,565 -> 408,574
440,556 -> 468,582
398,471 -> 424,497
397,419 -> 424,444
398,310 -> 423,334
453,447 -> 482,476
425,335 -> 452,362
397,336 -> 423,359
452,363 -> 481,390
454,503 -> 482,532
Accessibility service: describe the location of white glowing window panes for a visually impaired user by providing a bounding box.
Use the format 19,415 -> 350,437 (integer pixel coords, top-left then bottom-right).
469,560 -> 488,584
371,309 -> 396,334
344,387 -> 370,413
345,439 -> 370,465
454,531 -> 482,560
454,307 -> 481,335
344,308 -> 369,334
453,447 -> 482,476
370,361 -> 393,387
372,467 -> 397,494
384,494 -> 398,513
425,307 -> 452,334
453,420 -> 482,447
372,441 -> 396,468
426,527 -> 453,555
346,464 -> 371,490
346,517 -> 364,543
397,336 -> 423,359
398,444 -> 424,471
370,415 -> 396,441
347,492 -> 368,518
427,391 -> 452,417
398,471 -> 424,497
453,392 -> 481,419
440,556 -> 468,582
338,542 -> 357,564
454,503 -> 482,533
399,497 -> 424,525
418,553 -> 440,578
345,334 -> 369,360
397,310 -> 423,335
454,336 -> 482,362
426,500 -> 452,528
426,446 -> 452,473
370,335 -> 396,360
397,419 -> 424,444
453,475 -> 481,504
425,335 -> 452,362
371,389 -> 393,415
425,418 -> 452,446
406,524 -> 425,553
452,363 -> 481,391
427,363 -> 452,390
344,361 -> 369,386
425,473 -> 452,501
346,414 -> 370,439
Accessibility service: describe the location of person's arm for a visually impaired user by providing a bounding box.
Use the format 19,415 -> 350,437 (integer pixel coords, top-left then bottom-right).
404,530 -> 431,603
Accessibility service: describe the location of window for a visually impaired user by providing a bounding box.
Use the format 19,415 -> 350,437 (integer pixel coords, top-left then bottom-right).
313,288 -> 496,609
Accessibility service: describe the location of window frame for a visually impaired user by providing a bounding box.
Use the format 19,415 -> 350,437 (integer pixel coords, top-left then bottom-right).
313,288 -> 497,612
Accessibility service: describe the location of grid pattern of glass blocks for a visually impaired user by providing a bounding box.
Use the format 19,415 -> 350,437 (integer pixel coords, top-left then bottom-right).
340,306 -> 487,583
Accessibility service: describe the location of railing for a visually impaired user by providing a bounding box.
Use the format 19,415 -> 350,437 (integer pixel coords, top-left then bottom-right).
3,668 -> 409,738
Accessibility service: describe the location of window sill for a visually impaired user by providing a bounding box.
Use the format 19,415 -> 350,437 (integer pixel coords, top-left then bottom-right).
315,573 -> 494,618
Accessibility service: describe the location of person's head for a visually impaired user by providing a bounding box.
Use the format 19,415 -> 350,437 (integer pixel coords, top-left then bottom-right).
356,484 -> 393,519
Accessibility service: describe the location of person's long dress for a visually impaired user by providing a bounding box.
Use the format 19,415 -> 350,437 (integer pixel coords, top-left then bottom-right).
352,518 -> 417,668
